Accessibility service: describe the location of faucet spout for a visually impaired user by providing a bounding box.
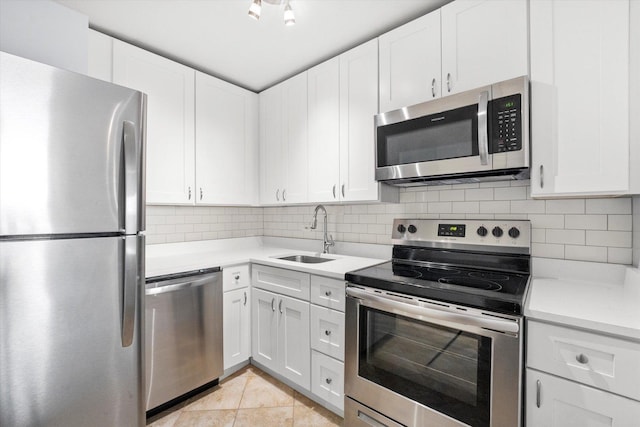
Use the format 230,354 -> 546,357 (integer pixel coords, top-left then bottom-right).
310,205 -> 334,254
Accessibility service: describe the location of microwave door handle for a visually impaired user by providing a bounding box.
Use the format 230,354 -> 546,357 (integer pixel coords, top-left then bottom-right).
478,91 -> 489,165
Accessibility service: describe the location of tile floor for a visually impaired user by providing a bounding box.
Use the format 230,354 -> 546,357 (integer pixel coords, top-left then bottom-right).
147,365 -> 344,427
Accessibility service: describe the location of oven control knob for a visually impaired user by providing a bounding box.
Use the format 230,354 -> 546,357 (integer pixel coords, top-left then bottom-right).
397,224 -> 406,233
477,226 -> 488,237
408,225 -> 417,234
508,227 -> 520,238
492,226 -> 503,238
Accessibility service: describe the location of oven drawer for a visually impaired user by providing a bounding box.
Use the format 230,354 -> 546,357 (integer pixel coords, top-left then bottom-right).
310,305 -> 344,361
311,350 -> 344,411
252,264 -> 310,300
310,276 -> 345,312
345,397 -> 405,427
223,263 -> 250,292
527,320 -> 640,401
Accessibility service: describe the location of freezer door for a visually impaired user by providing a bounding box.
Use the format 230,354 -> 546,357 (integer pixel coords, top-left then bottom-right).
0,236 -> 144,427
0,52 -> 145,236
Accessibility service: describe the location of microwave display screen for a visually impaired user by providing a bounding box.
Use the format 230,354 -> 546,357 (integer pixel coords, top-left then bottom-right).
377,104 -> 478,167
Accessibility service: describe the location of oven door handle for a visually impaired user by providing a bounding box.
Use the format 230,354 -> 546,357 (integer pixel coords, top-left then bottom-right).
346,287 -> 519,334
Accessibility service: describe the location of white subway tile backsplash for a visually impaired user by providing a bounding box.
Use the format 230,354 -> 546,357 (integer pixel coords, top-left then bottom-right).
146,182 -> 634,266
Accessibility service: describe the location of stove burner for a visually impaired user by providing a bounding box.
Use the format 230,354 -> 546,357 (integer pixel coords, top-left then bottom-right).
469,271 -> 509,281
392,265 -> 423,279
428,266 -> 460,275
438,277 -> 503,291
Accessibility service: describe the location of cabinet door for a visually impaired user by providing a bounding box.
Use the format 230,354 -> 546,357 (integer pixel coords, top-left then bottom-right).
379,10 -> 441,113
441,0 -> 528,95
251,288 -> 278,371
339,39 -> 380,202
526,369 -> 640,426
113,40 -> 195,204
87,29 -> 112,82
259,85 -> 285,204
308,58 -> 340,203
311,350 -> 344,411
278,294 -> 310,389
282,72 -> 309,204
223,288 -> 250,370
530,0 -> 630,197
195,72 -> 258,205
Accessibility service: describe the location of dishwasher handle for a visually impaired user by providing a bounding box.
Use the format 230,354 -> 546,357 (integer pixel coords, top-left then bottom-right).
145,273 -> 219,296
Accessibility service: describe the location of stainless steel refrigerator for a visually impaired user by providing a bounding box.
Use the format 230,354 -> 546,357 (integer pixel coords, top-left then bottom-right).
0,52 -> 146,426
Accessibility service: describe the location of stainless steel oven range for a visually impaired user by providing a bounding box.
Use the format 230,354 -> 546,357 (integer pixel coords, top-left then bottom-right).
344,219 -> 531,427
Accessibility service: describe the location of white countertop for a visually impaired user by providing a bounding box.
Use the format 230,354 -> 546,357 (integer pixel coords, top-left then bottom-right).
145,237 -> 386,280
526,260 -> 640,341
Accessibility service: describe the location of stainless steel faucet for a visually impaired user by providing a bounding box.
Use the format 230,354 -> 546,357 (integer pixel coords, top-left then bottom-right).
308,205 -> 334,254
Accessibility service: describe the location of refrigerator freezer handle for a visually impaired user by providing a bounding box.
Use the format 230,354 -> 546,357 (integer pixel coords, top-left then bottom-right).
121,235 -> 142,347
122,120 -> 142,234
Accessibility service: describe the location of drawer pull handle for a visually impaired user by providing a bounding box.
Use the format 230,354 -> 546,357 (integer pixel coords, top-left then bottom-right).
536,380 -> 541,408
576,354 -> 589,364
234,274 -> 240,280
325,290 -> 332,297
325,378 -> 332,385
325,330 -> 332,336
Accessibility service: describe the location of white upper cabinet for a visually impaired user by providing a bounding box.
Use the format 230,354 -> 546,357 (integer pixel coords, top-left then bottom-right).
530,0 -> 633,197
113,40 -> 195,205
340,39 -> 388,202
195,71 -> 258,205
308,57 -> 341,203
259,72 -> 309,205
441,0 -> 528,95
87,29 -> 112,82
379,10 -> 442,113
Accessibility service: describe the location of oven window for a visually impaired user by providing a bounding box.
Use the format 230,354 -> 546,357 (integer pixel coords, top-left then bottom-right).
377,104 -> 478,167
358,306 -> 491,427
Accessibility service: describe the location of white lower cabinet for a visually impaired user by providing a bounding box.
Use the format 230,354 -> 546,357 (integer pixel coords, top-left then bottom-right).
223,264 -> 251,371
310,304 -> 344,361
526,320 -> 640,426
312,350 -> 344,411
251,286 -> 310,390
526,369 -> 640,426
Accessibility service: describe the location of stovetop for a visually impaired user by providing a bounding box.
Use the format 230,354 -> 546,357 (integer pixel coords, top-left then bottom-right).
345,219 -> 532,315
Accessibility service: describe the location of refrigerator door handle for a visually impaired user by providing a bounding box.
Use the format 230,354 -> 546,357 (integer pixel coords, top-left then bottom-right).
122,120 -> 142,234
121,234 -> 142,347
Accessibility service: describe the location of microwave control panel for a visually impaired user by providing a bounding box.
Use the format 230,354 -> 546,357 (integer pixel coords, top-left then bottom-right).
490,94 -> 522,153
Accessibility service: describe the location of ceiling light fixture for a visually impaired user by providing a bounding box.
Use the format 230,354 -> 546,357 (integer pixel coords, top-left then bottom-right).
283,1 -> 295,26
248,0 -> 261,20
248,0 -> 295,26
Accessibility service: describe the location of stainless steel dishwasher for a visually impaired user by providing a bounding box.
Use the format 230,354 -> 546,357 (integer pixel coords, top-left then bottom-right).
144,267 -> 223,411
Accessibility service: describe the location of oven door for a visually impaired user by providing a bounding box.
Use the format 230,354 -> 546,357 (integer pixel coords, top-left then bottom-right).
375,85 -> 493,182
345,286 -> 523,427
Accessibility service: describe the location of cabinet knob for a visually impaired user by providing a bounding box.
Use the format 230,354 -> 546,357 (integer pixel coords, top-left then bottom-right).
188,186 -> 192,200
539,165 -> 544,189
243,291 -> 247,306
279,299 -> 283,314
446,72 -> 452,93
276,189 -> 280,201
431,78 -> 436,98
271,298 -> 275,312
341,184 -> 345,198
325,330 -> 332,336
200,187 -> 203,200
325,290 -> 332,297
282,189 -> 286,202
576,354 -> 589,364
332,184 -> 336,199
325,378 -> 332,385
234,274 -> 240,280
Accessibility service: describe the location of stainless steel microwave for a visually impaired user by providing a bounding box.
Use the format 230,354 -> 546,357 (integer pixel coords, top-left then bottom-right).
375,76 -> 529,186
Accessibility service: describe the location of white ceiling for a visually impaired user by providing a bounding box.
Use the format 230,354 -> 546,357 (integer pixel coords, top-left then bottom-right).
56,0 -> 451,92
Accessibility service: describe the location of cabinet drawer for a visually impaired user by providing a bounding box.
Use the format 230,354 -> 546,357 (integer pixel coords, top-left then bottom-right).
223,264 -> 250,292
311,350 -> 344,411
310,305 -> 344,361
310,275 -> 345,312
527,320 -> 640,400
252,264 -> 310,300
526,369 -> 640,426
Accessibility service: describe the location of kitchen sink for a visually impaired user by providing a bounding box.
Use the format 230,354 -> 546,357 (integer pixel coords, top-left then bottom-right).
277,255 -> 335,264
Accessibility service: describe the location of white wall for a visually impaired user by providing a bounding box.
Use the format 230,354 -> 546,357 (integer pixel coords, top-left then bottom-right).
633,195 -> 640,267
0,0 -> 87,73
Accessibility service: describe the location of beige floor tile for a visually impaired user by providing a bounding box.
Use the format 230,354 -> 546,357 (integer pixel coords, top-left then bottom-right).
293,405 -> 343,427
147,410 -> 182,427
234,407 -> 294,427
184,377 -> 247,411
239,374 -> 294,408
293,391 -> 317,408
173,409 -> 236,427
